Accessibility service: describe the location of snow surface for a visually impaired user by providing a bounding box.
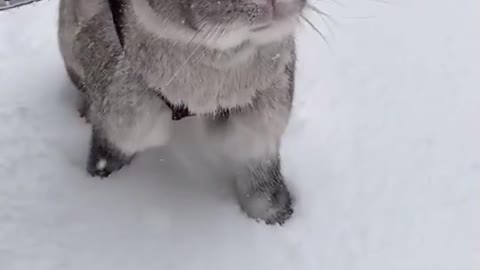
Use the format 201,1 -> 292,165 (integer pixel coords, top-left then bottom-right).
1,0 -> 479,269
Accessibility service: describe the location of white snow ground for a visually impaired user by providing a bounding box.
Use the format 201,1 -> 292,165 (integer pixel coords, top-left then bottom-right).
1,0 -> 479,269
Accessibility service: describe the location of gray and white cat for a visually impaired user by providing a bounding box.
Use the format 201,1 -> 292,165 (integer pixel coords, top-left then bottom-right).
58,0 -> 306,224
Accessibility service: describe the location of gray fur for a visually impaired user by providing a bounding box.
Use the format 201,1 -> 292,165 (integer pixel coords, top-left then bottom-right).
58,0 -> 304,224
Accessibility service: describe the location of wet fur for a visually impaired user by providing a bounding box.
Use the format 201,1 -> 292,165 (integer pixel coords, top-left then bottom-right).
58,0 -> 303,224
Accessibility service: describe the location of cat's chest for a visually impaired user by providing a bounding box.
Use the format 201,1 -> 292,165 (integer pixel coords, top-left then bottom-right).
136,41 -> 291,114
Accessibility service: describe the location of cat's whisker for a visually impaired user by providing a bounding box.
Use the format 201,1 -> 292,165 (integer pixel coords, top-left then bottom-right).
300,14 -> 329,46
305,3 -> 338,26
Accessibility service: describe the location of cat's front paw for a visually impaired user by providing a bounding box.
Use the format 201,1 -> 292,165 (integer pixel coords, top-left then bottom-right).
237,182 -> 294,225
87,133 -> 133,178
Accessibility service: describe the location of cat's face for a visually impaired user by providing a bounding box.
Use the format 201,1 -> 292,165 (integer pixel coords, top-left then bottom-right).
143,0 -> 306,49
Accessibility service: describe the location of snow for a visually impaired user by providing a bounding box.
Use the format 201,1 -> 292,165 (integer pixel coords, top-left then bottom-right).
1,0 -> 479,269
96,159 -> 107,171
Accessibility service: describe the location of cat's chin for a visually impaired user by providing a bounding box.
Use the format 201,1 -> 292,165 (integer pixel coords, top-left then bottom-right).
202,17 -> 298,50
133,0 -> 297,51
248,17 -> 298,45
